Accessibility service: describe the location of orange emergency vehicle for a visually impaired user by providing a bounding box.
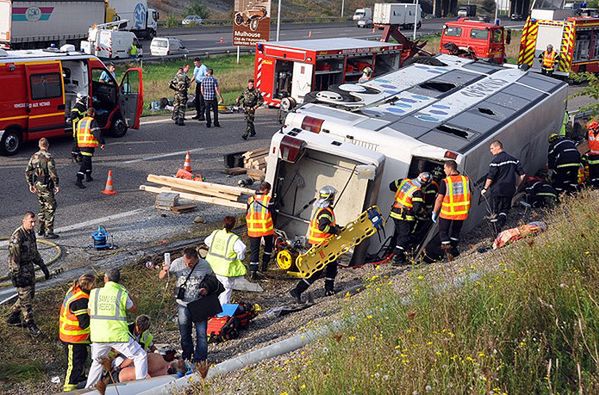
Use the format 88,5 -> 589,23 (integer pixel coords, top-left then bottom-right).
439,18 -> 510,64
0,47 -> 143,155
518,11 -> 599,76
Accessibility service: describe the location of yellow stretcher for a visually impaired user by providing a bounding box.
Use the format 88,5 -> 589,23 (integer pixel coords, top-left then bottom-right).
278,206 -> 385,278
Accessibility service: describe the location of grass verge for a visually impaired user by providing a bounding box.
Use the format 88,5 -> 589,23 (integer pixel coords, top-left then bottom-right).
208,190 -> 599,394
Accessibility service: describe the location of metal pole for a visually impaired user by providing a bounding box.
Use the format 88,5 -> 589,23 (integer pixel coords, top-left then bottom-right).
413,0 -> 419,41
495,0 -> 499,21
341,0 -> 345,17
236,46 -> 240,64
276,0 -> 282,41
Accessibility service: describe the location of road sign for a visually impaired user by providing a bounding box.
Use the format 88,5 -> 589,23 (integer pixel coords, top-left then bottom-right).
233,0 -> 271,47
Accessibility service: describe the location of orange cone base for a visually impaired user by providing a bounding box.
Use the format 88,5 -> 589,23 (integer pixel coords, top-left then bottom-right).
102,189 -> 117,196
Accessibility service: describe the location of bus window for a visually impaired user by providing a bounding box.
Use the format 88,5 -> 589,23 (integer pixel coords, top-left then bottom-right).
470,29 -> 489,40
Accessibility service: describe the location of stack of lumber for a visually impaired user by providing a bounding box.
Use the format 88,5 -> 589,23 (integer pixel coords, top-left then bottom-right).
242,147 -> 268,181
140,175 -> 255,210
155,192 -> 179,210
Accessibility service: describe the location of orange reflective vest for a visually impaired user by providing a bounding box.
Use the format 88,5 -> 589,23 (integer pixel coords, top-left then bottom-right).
246,194 -> 274,237
542,51 -> 557,69
76,117 -> 99,148
308,207 -> 336,245
59,286 -> 90,344
589,129 -> 599,154
390,179 -> 423,221
440,175 -> 471,221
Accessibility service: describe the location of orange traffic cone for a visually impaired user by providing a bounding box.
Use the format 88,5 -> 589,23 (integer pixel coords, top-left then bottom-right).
101,170 -> 117,195
183,151 -> 192,172
308,31 -> 312,38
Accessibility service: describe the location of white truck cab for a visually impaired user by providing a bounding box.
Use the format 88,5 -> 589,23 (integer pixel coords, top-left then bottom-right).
266,55 -> 567,263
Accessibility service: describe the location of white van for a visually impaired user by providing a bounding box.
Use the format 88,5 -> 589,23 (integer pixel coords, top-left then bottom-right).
150,37 -> 189,56
81,29 -> 143,59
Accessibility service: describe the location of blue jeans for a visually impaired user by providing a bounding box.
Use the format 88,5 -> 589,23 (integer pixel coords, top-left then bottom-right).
177,305 -> 208,362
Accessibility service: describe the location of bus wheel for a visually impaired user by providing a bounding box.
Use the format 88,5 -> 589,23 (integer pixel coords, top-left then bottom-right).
0,128 -> 21,156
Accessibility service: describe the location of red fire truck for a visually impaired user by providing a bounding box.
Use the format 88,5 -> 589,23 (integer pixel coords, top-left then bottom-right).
0,47 -> 143,155
518,10 -> 599,76
439,18 -> 511,64
254,38 -> 403,107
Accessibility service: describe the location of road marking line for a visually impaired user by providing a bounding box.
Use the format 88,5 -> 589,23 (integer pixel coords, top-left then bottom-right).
123,148 -> 205,164
108,140 -> 168,146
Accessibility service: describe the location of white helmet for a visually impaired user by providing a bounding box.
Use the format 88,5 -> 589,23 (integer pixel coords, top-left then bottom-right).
314,185 -> 337,208
417,172 -> 432,186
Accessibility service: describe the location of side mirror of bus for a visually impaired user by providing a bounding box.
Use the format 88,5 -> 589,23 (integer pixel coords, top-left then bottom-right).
506,29 -> 512,45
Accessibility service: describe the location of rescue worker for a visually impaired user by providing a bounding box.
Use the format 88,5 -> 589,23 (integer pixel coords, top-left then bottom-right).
538,44 -> 559,76
289,186 -> 342,303
25,138 -> 60,239
59,273 -> 96,392
236,79 -> 264,140
246,182 -> 274,279
129,42 -> 139,58
170,65 -> 191,126
481,140 -> 525,233
389,172 -> 430,265
522,176 -> 559,208
85,268 -> 148,388
583,119 -> 599,188
129,315 -> 155,352
69,93 -> 87,162
548,133 -> 581,194
75,108 -> 105,189
358,66 -> 373,83
6,212 -> 50,337
205,216 -> 247,306
432,160 -> 471,261
412,166 -> 443,247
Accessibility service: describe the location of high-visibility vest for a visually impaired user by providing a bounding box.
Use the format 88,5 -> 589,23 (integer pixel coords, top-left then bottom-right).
542,51 -> 557,69
246,194 -> 274,237
59,286 -> 90,344
133,329 -> 154,351
390,179 -> 423,221
206,229 -> 247,277
589,129 -> 599,154
440,175 -> 471,221
308,207 -> 336,245
76,117 -> 99,148
89,282 -> 130,343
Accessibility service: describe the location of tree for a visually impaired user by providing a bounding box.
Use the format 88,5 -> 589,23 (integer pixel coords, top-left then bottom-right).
185,0 -> 210,19
480,0 -> 496,14
571,73 -> 599,115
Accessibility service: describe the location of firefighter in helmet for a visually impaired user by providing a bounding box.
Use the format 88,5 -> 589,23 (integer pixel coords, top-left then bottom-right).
583,119 -> 599,188
358,66 -> 373,83
548,133 -> 581,194
289,185 -> 341,303
538,44 -> 560,76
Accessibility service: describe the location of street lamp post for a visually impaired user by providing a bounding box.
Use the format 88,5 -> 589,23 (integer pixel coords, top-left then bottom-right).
341,0 -> 345,17
276,0 -> 282,41
412,0 -> 419,41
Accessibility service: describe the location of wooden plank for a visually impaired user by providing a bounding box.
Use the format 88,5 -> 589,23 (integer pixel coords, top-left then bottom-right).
140,185 -> 247,209
149,178 -> 239,201
246,168 -> 265,181
224,167 -> 247,175
171,204 -> 197,214
147,175 -> 255,197
242,147 -> 268,159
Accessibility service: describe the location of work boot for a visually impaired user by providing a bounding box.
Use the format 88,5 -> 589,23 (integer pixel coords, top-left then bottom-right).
324,280 -> 336,296
392,252 -> 407,266
75,176 -> 86,189
6,311 -> 21,326
178,119 -> 186,126
45,232 -> 59,239
289,288 -> 302,304
86,174 -> 93,182
250,131 -> 256,137
27,321 -> 41,337
441,244 -> 454,262
241,134 -> 248,140
37,225 -> 45,237
290,280 -> 310,304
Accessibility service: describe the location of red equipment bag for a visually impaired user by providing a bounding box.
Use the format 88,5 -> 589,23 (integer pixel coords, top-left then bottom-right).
207,302 -> 257,343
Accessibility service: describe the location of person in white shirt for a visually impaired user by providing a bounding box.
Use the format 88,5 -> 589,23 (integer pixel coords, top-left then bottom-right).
204,216 -> 247,305
192,57 -> 208,121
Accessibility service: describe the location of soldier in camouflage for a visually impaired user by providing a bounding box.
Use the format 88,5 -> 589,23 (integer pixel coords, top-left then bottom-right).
236,79 -> 264,140
170,64 -> 191,126
6,212 -> 51,337
26,138 -> 60,239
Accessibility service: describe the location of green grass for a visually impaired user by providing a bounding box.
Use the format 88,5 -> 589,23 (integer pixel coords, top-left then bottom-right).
0,362 -> 45,383
211,191 -> 599,394
117,54 -> 255,117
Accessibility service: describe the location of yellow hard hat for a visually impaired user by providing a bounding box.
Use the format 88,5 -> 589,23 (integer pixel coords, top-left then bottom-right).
548,133 -> 560,143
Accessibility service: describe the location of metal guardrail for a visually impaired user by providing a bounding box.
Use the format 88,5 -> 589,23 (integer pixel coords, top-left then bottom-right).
111,46 -> 255,65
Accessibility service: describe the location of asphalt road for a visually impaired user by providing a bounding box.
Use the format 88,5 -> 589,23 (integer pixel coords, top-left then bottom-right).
0,110 -> 281,238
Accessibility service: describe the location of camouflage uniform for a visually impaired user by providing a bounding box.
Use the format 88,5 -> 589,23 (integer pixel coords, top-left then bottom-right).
26,150 -> 59,235
69,98 -> 87,162
237,87 -> 264,138
7,226 -> 49,326
170,70 -> 190,125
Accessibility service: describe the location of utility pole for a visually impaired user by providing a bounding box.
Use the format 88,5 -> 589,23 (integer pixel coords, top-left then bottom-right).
341,0 -> 345,17
413,0 -> 419,41
276,0 -> 282,41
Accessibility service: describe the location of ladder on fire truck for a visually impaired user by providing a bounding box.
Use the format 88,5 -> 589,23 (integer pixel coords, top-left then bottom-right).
378,24 -> 432,63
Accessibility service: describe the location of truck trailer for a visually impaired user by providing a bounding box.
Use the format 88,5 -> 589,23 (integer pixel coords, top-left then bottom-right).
265,55 -> 567,263
105,0 -> 159,39
0,0 -> 106,49
373,3 -> 422,29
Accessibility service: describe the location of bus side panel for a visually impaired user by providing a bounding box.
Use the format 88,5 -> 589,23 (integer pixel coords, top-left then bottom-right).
461,84 -> 568,233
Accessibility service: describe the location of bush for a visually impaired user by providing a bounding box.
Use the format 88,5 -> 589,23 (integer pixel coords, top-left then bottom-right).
185,0 -> 210,19
165,15 -> 179,28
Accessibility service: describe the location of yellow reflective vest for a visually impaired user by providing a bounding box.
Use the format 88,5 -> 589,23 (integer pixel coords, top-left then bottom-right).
206,229 -> 247,277
89,282 -> 130,343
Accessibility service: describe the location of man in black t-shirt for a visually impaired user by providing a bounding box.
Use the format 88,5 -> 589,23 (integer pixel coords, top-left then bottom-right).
482,140 -> 525,232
